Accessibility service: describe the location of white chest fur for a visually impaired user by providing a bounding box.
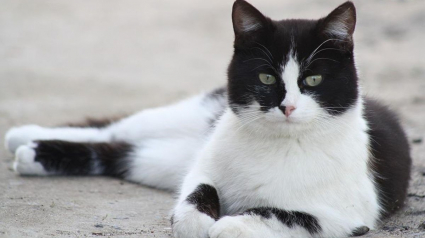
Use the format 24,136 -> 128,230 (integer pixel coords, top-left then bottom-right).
200,107 -> 380,234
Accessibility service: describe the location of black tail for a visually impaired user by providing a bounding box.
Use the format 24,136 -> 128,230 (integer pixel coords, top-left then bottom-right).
33,140 -> 133,177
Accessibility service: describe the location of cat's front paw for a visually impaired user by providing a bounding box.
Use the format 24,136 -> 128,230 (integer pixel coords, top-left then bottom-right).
172,202 -> 215,238
5,125 -> 44,154
13,143 -> 47,176
209,216 -> 253,238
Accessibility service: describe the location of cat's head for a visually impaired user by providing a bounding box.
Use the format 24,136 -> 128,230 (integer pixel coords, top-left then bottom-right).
227,0 -> 359,136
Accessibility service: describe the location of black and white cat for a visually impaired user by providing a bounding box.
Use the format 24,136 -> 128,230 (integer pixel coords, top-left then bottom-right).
5,1 -> 411,237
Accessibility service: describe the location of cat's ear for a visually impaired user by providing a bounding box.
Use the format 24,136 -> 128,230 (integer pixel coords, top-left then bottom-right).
318,1 -> 356,49
232,0 -> 270,46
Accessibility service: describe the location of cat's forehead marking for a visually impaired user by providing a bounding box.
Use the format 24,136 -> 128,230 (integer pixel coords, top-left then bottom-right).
281,51 -> 301,106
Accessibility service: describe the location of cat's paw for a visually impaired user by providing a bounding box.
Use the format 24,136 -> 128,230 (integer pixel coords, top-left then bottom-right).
172,201 -> 215,238
209,216 -> 253,238
13,143 -> 47,176
5,125 -> 44,154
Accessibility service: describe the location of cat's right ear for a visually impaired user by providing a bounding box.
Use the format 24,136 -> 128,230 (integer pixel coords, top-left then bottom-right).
318,1 -> 356,50
232,0 -> 270,46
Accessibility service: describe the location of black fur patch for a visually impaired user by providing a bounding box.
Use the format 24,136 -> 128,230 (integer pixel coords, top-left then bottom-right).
34,140 -> 133,177
364,98 -> 412,217
243,207 -> 321,234
186,184 -> 220,220
350,226 -> 369,237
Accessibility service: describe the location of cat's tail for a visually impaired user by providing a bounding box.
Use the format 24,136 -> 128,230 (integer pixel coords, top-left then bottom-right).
13,140 -> 133,177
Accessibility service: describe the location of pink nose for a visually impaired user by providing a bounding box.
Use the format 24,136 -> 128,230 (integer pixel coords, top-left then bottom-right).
285,106 -> 296,117
279,105 -> 296,117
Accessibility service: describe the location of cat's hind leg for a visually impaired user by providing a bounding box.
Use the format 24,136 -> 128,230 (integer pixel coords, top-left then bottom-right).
5,88 -> 227,154
7,88 -> 227,190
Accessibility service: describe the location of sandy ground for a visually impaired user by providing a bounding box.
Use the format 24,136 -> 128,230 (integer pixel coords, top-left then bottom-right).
0,0 -> 424,237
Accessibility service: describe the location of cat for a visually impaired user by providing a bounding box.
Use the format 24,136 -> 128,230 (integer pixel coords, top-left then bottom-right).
4,1 -> 411,237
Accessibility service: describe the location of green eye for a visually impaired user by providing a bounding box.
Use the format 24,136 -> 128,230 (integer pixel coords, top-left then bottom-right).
304,75 -> 323,87
259,73 -> 276,85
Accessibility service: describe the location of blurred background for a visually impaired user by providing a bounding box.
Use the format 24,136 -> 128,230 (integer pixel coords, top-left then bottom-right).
0,0 -> 424,237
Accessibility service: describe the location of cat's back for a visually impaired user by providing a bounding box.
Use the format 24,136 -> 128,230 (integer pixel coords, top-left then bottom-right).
364,97 -> 412,217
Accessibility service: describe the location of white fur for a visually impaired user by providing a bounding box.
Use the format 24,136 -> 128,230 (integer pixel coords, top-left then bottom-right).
14,142 -> 47,176
172,201 -> 215,238
5,125 -> 109,154
6,125 -> 45,153
209,215 -> 311,238
281,54 -> 301,108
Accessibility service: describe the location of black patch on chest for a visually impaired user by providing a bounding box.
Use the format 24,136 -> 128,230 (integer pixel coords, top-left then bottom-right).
243,207 -> 321,234
186,184 -> 220,220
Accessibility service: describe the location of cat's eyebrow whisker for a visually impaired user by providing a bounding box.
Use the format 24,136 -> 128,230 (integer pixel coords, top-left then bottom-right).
250,64 -> 276,72
305,47 -> 343,66
251,47 -> 274,63
303,38 -> 349,71
306,38 -> 350,63
305,58 -> 340,69
243,57 -> 272,64
242,57 -> 278,73
254,42 -> 274,60
306,38 -> 336,63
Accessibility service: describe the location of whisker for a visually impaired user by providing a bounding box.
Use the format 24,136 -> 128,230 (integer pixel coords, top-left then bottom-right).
306,47 -> 343,65
305,57 -> 339,69
306,39 -> 336,63
254,42 -> 274,60
250,47 -> 273,63
243,57 -> 272,65
250,64 -> 276,72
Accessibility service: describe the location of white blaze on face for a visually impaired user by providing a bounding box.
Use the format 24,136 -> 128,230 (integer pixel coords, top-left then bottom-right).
281,55 -> 301,107
262,51 -> 322,129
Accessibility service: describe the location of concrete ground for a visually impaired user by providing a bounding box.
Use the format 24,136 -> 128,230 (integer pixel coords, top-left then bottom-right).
0,0 -> 424,237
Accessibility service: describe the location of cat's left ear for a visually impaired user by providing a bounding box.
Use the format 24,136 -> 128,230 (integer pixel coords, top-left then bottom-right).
318,1 -> 356,49
232,0 -> 271,47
